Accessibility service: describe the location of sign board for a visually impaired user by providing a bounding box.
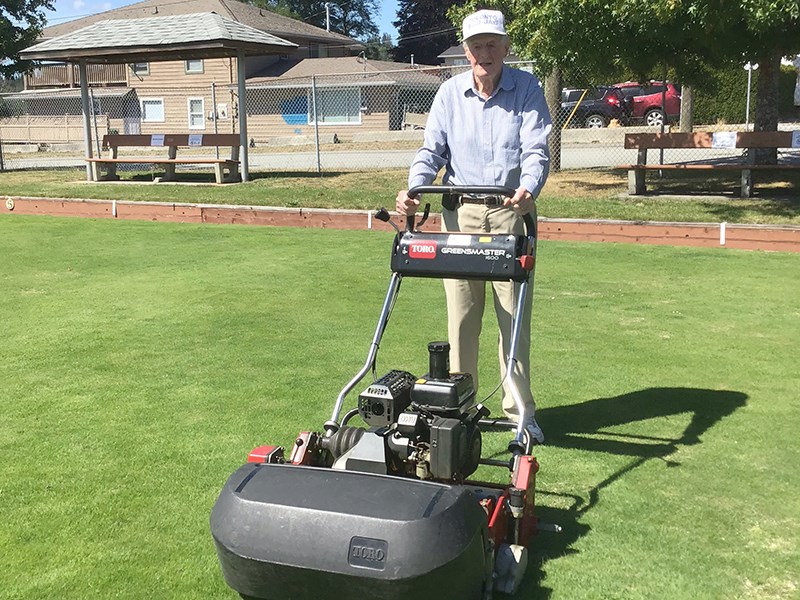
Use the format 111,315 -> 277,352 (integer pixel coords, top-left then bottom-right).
711,132 -> 737,149
188,134 -> 203,146
792,130 -> 800,148
150,134 -> 165,146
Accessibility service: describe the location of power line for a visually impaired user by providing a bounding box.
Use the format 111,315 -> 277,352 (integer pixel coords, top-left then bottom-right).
396,25 -> 457,44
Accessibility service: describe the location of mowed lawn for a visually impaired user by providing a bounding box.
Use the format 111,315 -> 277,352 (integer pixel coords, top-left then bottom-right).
1,215 -> 798,600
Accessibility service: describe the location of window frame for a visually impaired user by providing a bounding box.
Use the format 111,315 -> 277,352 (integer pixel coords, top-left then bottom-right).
187,97 -> 206,130
140,97 -> 165,123
308,87 -> 362,126
130,62 -> 150,76
184,59 -> 204,74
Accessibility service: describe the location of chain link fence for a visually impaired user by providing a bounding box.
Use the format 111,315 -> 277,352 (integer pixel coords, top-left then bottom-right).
1,61 -> 789,175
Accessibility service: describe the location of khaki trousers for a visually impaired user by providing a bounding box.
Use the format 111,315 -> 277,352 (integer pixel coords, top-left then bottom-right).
441,204 -> 535,420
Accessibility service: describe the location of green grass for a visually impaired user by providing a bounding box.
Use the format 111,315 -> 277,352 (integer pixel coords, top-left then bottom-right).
1,215 -> 799,599
2,167 -> 799,224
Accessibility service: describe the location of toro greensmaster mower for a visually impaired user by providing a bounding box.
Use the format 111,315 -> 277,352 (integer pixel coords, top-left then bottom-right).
210,186 -> 554,600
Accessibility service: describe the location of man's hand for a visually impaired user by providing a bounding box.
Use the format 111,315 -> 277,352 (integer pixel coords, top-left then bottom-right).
505,186 -> 534,214
396,190 -> 420,216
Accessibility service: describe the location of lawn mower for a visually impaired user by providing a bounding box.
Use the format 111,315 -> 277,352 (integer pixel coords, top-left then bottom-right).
211,185 -> 549,600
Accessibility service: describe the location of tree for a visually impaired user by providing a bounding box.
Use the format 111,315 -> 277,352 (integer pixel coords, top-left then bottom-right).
334,0 -> 379,40
248,0 -> 301,19
1,0 -> 54,78
250,0 -> 378,40
363,33 -> 393,61
393,0 -> 459,66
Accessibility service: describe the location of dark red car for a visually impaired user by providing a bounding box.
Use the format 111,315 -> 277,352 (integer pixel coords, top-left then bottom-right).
614,81 -> 682,126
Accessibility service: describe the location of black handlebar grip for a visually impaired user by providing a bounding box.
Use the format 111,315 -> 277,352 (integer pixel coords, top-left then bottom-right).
374,207 -> 391,223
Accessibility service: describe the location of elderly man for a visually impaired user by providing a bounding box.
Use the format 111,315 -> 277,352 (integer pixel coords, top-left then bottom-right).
395,9 -> 552,443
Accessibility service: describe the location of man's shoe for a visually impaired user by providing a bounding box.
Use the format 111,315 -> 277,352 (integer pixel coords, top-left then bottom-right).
523,415 -> 545,445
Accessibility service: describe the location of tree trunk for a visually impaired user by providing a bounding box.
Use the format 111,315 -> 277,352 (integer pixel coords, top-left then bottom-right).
679,85 -> 694,132
544,67 -> 562,172
754,49 -> 781,165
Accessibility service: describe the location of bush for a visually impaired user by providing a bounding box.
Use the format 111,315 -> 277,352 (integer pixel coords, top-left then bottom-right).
694,62 -> 798,125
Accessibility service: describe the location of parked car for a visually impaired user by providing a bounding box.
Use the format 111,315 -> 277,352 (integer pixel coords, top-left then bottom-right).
560,86 -> 630,128
614,81 -> 682,126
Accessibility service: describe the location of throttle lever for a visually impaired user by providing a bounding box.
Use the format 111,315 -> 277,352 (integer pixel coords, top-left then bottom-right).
415,203 -> 431,230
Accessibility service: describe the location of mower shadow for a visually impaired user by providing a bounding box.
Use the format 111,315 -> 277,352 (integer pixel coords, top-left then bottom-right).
514,387 -> 747,598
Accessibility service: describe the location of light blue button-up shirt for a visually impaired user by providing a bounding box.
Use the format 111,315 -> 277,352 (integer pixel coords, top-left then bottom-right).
408,65 -> 552,197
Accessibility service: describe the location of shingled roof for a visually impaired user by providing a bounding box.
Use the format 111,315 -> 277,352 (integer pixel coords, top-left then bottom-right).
22,12 -> 297,63
42,0 -> 361,49
245,56 -> 443,91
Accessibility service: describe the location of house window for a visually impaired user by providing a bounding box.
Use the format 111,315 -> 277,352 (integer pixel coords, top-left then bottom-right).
310,87 -> 361,125
188,97 -> 205,130
140,98 -> 165,122
185,59 -> 204,74
130,62 -> 149,76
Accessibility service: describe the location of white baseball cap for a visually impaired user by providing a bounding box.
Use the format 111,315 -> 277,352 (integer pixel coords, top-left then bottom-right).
462,9 -> 507,41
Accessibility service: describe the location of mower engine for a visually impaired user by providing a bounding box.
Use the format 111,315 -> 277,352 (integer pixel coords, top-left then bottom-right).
324,341 -> 487,482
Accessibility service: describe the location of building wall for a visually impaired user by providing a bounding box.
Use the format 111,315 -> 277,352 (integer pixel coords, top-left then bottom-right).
247,110 -> 390,142
127,57 -> 237,88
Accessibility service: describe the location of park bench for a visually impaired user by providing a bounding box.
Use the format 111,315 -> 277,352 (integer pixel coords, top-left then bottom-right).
618,131 -> 800,197
87,133 -> 241,184
401,111 -> 428,130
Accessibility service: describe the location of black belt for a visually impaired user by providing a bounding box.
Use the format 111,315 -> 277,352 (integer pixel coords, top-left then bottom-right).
442,193 -> 506,209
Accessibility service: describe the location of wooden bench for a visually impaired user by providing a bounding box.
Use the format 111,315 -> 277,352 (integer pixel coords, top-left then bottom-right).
87,133 -> 241,184
619,131 -> 800,197
401,111 -> 428,130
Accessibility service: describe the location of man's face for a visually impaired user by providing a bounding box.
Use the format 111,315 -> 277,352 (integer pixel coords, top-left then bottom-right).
464,34 -> 509,81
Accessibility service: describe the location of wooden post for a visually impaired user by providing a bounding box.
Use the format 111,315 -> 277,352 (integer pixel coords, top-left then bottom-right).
740,169 -> 752,198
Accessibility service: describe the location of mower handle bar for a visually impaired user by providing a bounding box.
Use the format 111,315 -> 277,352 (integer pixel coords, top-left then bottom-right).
406,185 -> 536,236
408,185 -> 516,198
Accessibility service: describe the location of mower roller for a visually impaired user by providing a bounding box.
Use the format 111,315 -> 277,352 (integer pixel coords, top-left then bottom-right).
211,186 -> 549,600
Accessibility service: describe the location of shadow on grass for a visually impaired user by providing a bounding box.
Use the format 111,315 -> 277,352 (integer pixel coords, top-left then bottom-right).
706,195 -> 800,222
642,170 -> 800,211
517,387 -> 747,598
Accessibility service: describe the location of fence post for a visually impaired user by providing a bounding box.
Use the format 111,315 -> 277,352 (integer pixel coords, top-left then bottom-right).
311,75 -> 322,175
211,82 -> 219,159
78,60 -> 94,181
90,87 -> 101,155
0,129 -> 4,171
236,50 -> 249,182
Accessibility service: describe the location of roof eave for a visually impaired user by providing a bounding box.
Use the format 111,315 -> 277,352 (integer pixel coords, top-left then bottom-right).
20,40 -> 298,63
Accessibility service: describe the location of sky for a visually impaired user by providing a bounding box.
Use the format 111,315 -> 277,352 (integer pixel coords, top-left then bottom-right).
44,0 -> 401,41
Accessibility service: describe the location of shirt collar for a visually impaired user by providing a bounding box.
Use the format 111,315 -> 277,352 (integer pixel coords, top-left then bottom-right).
462,65 -> 514,98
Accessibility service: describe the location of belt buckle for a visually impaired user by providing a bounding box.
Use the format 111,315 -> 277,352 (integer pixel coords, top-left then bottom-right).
458,194 -> 504,206
475,194 -> 501,206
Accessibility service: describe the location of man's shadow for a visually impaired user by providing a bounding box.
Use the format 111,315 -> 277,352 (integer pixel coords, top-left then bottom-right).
513,387 -> 748,598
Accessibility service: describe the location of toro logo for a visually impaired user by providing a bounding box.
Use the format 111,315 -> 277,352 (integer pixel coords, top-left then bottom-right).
409,240 -> 437,259
348,536 -> 388,570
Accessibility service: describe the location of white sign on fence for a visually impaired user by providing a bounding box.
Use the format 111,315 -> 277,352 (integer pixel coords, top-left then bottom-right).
792,130 -> 800,148
711,132 -> 737,149
188,134 -> 203,146
151,134 -> 165,146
